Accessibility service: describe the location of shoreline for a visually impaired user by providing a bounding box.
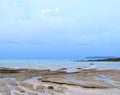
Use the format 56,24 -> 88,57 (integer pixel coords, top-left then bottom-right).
0,68 -> 120,95
0,59 -> 120,72
73,58 -> 120,62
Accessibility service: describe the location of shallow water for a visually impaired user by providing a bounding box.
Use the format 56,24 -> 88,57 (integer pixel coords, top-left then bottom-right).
24,76 -> 42,83
0,77 -> 44,95
65,74 -> 83,83
0,59 -> 120,71
0,78 -> 16,81
94,74 -> 118,87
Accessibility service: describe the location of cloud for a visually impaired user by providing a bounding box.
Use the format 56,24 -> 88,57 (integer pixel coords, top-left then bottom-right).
55,8 -> 59,13
0,0 -> 120,58
0,0 -> 120,46
40,8 -> 59,14
41,9 -> 52,14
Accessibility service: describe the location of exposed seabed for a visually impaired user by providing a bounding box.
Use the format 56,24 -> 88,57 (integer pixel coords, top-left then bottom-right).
0,68 -> 120,95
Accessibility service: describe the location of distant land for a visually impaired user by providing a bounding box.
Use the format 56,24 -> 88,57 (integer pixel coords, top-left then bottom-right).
74,57 -> 120,62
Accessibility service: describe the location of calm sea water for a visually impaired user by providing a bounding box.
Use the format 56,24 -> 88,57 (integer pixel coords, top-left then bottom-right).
0,59 -> 120,71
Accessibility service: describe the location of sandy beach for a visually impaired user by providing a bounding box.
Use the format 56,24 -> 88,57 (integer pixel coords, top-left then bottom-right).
0,68 -> 120,95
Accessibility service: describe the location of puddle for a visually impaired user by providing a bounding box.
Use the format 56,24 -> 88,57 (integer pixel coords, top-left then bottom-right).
0,78 -> 16,81
0,77 -> 20,86
0,78 -> 21,94
65,74 -> 83,83
94,74 -> 117,86
24,76 -> 42,83
6,83 -> 16,95
0,77 -> 47,95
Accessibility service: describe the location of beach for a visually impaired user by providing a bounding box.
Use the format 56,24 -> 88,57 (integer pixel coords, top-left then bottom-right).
0,0 -> 120,94
0,68 -> 120,95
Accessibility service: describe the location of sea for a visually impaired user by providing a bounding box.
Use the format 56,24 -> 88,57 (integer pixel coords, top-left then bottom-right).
0,58 -> 120,72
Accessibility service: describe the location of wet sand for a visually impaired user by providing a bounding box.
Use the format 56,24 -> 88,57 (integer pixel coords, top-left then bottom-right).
0,68 -> 120,95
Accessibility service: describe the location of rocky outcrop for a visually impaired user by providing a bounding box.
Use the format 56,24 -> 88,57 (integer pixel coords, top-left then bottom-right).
74,58 -> 120,62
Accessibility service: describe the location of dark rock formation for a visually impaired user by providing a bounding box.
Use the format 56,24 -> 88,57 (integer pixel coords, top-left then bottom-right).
74,58 -> 120,62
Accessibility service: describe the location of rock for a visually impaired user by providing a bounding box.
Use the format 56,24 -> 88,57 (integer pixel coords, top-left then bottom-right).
16,87 -> 26,93
58,68 -> 67,71
90,63 -> 94,65
14,92 -> 25,95
28,92 -> 38,95
0,86 -> 11,95
77,68 -> 82,69
34,85 -> 46,92
47,86 -> 54,90
20,82 -> 33,90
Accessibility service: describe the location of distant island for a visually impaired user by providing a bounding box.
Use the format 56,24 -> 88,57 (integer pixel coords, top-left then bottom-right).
74,57 -> 120,62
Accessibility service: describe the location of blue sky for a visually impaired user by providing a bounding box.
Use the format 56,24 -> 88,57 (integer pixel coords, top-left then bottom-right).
0,0 -> 120,59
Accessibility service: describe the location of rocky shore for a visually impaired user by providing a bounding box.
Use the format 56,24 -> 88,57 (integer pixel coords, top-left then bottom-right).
0,68 -> 120,95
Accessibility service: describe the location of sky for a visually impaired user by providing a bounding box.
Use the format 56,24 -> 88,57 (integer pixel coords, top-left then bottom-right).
0,0 -> 120,59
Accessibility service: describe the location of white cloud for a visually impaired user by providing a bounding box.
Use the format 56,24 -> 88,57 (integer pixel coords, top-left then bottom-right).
41,9 -> 52,14
55,8 -> 59,13
0,0 -> 120,46
40,8 -> 59,14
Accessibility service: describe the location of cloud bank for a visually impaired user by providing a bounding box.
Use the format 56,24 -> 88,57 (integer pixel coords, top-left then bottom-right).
0,0 -> 120,58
